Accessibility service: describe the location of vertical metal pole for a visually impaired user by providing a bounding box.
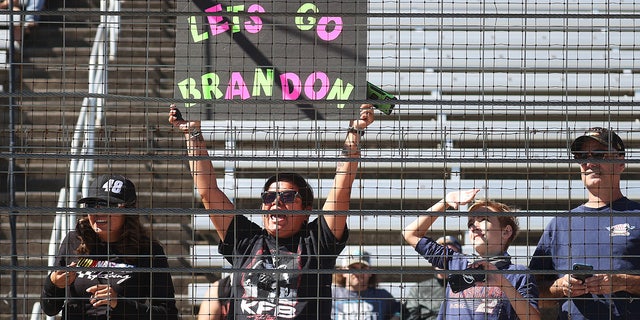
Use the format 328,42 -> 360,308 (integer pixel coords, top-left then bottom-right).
225,122 -> 236,204
7,0 -> 18,319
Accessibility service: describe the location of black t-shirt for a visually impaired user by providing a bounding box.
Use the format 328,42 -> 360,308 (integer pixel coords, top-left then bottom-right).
218,275 -> 232,305
218,275 -> 232,320
219,215 -> 348,320
41,231 -> 179,320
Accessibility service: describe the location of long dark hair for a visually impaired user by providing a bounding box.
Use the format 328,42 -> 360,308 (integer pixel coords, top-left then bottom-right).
75,214 -> 158,265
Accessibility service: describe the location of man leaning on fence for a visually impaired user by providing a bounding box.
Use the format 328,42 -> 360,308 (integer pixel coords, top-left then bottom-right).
529,127 -> 640,320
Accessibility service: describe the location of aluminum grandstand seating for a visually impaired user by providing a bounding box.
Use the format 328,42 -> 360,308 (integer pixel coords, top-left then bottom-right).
181,0 -> 640,311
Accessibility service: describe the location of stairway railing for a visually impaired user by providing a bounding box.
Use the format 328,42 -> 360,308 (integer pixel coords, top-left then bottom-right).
31,1 -> 120,318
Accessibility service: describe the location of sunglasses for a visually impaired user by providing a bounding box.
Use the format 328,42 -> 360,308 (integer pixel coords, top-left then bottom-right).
260,191 -> 300,204
83,200 -> 122,208
573,149 -> 613,161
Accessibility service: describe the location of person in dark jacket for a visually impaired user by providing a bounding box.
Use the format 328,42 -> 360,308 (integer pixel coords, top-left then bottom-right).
41,174 -> 179,320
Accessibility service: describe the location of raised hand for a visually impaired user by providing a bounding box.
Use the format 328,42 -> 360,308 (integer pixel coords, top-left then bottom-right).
445,189 -> 480,209
168,104 -> 200,134
351,104 -> 375,130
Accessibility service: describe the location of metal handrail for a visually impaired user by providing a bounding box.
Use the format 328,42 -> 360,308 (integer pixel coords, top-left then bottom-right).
31,1 -> 120,319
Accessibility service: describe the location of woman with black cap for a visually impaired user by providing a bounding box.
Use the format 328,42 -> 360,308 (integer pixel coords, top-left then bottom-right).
41,174 -> 179,320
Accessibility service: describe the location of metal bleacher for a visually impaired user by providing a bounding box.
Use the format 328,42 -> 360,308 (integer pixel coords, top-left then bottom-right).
184,119 -> 638,307
367,0 -> 640,99
184,0 -> 640,310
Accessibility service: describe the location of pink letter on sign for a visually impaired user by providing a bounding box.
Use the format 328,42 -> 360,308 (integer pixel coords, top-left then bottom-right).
206,4 -> 229,36
245,4 -> 265,34
316,17 -> 343,41
304,72 -> 329,100
225,72 -> 250,99
281,73 -> 302,100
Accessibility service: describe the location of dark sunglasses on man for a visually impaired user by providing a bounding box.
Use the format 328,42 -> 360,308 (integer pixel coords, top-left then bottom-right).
573,149 -> 614,161
261,191 -> 300,204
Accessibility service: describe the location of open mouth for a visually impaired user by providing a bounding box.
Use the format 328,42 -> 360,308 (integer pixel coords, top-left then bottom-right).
92,216 -> 110,228
268,214 -> 288,224
584,170 -> 600,176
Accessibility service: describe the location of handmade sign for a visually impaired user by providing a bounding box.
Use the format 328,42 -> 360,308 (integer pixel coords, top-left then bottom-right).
174,0 -> 367,120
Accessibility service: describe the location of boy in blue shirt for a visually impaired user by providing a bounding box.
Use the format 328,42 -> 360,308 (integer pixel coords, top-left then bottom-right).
403,189 -> 539,320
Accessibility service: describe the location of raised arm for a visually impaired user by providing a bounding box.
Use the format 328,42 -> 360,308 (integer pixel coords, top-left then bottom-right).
169,106 -> 235,240
322,104 -> 375,240
402,189 -> 480,247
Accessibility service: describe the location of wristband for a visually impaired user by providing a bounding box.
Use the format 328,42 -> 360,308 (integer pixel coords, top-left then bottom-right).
189,129 -> 202,140
347,126 -> 365,137
341,146 -> 361,156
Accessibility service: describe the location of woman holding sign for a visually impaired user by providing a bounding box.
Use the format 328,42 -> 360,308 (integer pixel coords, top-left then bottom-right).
169,104 -> 374,320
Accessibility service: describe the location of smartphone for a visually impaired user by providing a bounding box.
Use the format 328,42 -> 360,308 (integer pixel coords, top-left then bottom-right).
366,82 -> 397,115
572,263 -> 594,281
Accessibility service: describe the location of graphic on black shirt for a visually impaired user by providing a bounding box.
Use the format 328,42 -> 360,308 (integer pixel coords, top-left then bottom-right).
72,259 -> 136,317
240,245 -> 301,318
224,216 -> 347,320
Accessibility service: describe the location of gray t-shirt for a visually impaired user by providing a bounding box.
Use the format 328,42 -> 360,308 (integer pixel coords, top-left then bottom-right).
404,278 -> 446,320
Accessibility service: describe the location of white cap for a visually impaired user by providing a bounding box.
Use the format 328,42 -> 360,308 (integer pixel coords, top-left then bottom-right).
340,249 -> 371,268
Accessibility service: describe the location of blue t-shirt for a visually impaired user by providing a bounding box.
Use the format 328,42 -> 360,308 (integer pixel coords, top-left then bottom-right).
529,197 -> 640,320
332,286 -> 401,320
415,237 -> 539,320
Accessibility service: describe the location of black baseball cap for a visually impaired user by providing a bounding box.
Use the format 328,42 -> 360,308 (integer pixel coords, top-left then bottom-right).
77,174 -> 137,205
571,127 -> 625,156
